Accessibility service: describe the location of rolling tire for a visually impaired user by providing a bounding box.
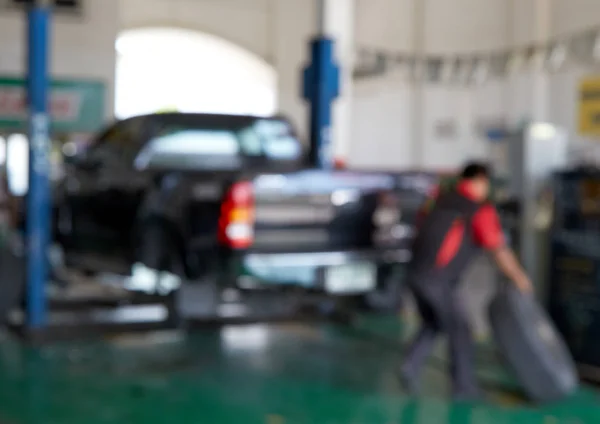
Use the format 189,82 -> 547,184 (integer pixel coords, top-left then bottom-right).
488,285 -> 579,403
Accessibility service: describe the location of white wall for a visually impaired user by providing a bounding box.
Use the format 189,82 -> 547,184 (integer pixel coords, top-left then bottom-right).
0,0 -> 119,119
119,0 -> 314,139
424,0 -> 509,54
269,0 -> 316,145
0,0 -> 597,169
355,0 -> 415,53
114,28 -> 276,118
348,0 -> 600,171
0,0 -> 272,122
119,0 -> 272,61
117,0 -> 578,170
349,0 -> 510,170
350,75 -> 413,169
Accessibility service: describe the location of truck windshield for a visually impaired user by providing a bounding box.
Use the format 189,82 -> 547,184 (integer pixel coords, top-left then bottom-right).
134,118 -> 302,170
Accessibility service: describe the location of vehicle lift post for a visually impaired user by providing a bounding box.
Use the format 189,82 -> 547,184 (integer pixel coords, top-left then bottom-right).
25,0 -> 51,330
302,0 -> 340,169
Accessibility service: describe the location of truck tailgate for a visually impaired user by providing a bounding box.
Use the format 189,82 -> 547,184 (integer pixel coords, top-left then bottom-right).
249,170 -> 404,252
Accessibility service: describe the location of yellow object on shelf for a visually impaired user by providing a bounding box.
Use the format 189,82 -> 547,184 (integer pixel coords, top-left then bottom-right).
578,76 -> 600,137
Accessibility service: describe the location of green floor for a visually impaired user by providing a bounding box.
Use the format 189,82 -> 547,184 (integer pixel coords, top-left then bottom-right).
0,316 -> 598,424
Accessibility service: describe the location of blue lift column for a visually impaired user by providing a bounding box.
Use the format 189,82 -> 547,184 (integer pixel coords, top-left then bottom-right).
302,1 -> 340,168
25,1 -> 51,329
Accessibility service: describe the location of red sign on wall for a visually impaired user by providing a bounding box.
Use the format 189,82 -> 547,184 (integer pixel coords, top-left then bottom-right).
0,76 -> 104,132
0,87 -> 82,121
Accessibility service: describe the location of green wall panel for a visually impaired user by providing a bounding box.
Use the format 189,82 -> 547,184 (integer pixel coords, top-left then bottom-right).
0,76 -> 105,133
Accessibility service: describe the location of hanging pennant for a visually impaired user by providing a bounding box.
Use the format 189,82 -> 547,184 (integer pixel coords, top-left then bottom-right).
462,57 -> 477,85
507,49 -> 526,74
353,24 -> 600,82
394,53 -> 405,65
425,57 -> 444,83
489,52 -> 510,79
406,57 -> 425,82
354,48 -> 372,70
531,46 -> 547,70
455,57 -> 471,85
547,42 -> 567,71
440,57 -> 454,82
393,54 -> 415,79
442,57 -> 459,84
352,49 -> 387,78
468,56 -> 489,85
523,45 -> 537,70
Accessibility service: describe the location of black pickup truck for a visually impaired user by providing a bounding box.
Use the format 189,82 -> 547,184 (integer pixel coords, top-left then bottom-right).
52,113 -> 412,308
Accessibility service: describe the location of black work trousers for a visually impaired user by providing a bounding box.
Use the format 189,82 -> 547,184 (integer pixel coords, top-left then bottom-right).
401,274 -> 478,396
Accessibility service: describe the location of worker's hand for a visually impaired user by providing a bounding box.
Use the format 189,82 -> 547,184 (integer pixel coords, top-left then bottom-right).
491,247 -> 533,295
514,275 -> 533,294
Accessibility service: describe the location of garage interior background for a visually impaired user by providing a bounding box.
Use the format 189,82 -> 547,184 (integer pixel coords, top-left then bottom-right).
0,0 -> 599,171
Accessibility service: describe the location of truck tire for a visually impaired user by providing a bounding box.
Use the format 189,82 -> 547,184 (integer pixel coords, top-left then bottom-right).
134,223 -> 184,295
137,225 -> 171,271
359,265 -> 404,314
488,285 -> 578,403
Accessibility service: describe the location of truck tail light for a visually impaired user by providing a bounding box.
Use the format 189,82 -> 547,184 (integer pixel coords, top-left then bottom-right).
218,181 -> 255,249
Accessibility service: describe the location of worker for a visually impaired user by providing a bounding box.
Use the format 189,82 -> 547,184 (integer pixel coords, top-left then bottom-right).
399,162 -> 532,401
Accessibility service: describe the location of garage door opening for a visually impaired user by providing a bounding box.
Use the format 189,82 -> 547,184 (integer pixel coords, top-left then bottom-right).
115,27 -> 277,119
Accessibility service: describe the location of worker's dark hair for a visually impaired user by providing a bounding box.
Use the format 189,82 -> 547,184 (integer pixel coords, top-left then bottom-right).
460,161 -> 490,180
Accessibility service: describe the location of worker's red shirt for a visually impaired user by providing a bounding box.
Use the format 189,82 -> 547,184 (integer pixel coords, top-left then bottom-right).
419,180 -> 505,267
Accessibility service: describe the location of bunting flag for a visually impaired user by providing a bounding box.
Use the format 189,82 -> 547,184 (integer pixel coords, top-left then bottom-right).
353,28 -> 600,83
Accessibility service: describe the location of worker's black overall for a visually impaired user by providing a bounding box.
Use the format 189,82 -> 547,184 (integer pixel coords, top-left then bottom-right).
402,190 -> 482,397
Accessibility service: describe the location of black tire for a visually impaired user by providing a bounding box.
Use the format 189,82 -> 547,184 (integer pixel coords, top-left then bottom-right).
358,265 -> 404,314
137,225 -> 172,272
489,285 -> 578,403
135,223 -> 185,294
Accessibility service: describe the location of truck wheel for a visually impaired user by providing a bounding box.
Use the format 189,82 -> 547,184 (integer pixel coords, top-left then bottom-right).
132,224 -> 184,295
359,265 -> 404,314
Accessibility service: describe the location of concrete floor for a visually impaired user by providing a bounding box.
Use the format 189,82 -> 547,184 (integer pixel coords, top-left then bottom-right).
0,316 -> 597,424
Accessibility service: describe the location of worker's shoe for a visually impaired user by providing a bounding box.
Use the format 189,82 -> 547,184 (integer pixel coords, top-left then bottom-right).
397,367 -> 419,395
452,389 -> 482,403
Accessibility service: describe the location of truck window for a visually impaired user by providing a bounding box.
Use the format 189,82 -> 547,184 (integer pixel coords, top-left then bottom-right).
253,119 -> 302,161
82,117 -> 145,167
263,135 -> 301,160
134,129 -> 241,170
237,127 -> 263,156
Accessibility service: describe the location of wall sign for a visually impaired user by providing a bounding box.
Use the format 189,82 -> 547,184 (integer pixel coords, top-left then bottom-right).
0,76 -> 105,133
578,76 -> 600,137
